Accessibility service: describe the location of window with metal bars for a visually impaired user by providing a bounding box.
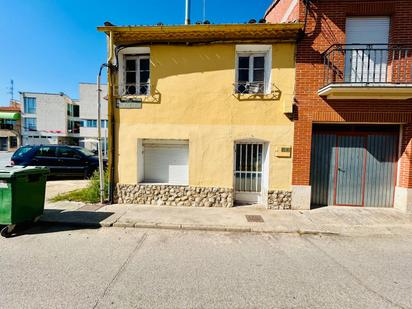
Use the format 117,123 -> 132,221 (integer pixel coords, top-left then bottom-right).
124,55 -> 150,96
236,54 -> 266,94
235,143 -> 263,193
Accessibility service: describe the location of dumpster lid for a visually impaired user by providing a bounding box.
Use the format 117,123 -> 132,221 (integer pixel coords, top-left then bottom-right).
0,166 -> 49,179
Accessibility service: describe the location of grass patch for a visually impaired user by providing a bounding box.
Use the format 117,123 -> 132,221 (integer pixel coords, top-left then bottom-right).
50,170 -> 108,204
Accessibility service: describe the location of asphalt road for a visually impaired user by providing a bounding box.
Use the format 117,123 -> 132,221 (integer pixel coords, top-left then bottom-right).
0,151 -> 12,167
0,226 -> 411,309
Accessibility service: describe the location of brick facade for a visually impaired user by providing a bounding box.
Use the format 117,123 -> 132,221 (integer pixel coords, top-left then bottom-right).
266,0 -> 412,191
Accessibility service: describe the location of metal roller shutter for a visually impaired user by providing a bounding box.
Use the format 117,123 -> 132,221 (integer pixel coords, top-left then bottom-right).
346,17 -> 390,45
143,142 -> 189,185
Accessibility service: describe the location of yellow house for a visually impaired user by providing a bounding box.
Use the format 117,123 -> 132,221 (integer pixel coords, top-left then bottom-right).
98,23 -> 302,209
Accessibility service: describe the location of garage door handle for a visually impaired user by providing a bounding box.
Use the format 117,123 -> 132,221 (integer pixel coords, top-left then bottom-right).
338,167 -> 345,172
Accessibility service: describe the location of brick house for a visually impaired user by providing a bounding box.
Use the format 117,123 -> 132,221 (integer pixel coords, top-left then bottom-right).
266,0 -> 412,211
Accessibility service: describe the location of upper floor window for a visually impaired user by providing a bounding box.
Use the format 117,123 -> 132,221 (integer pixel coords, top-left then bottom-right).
124,54 -> 150,96
235,45 -> 272,95
67,104 -> 80,117
236,54 -> 266,94
24,118 -> 37,131
24,97 -> 36,114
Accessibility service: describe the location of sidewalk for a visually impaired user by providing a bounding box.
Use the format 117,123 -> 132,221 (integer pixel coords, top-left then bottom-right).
41,201 -> 412,236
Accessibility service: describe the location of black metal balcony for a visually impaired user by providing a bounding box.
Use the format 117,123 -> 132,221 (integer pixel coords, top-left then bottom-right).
323,44 -> 412,86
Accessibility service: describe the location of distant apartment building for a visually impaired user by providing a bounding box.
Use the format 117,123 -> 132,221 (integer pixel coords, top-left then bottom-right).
20,92 -> 81,146
20,84 -> 108,153
0,100 -> 22,152
78,83 -> 108,155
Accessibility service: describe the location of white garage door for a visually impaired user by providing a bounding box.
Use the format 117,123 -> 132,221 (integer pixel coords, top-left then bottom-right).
143,142 -> 189,185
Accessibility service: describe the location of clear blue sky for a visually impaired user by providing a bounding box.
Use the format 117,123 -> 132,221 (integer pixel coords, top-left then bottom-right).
0,0 -> 272,105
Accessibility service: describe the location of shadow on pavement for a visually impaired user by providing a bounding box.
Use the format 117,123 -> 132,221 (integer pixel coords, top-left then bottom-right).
0,222 -> 100,238
1,209 -> 114,238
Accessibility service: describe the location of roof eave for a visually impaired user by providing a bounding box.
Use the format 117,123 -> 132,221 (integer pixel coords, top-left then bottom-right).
97,23 -> 303,45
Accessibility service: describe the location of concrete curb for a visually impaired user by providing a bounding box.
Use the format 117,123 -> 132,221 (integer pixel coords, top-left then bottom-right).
39,217 -> 340,235
39,214 -> 412,236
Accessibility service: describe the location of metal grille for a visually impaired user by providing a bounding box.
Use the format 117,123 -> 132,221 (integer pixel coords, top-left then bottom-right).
235,143 -> 263,193
234,81 -> 265,94
323,44 -> 412,85
123,83 -> 150,96
123,55 -> 150,96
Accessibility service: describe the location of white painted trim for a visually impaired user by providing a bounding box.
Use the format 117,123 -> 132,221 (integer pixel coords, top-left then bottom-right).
137,139 -> 144,183
291,185 -> 311,210
318,84 -> 412,100
118,47 -> 151,96
143,139 -> 189,145
261,142 -> 270,206
397,125 -> 403,186
235,45 -> 272,95
233,140 -> 269,206
394,186 -> 412,213
118,47 -> 150,55
236,45 -> 272,53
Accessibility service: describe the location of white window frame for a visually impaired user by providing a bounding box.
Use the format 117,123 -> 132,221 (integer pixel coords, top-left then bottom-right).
118,47 -> 151,96
124,54 -> 150,96
235,45 -> 272,95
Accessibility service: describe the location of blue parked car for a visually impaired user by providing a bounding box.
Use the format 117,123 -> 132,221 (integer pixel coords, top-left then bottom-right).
11,145 -> 105,179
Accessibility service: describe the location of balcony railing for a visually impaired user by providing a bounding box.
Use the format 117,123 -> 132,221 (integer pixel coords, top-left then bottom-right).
323,44 -> 412,86
234,81 -> 266,95
121,83 -> 150,96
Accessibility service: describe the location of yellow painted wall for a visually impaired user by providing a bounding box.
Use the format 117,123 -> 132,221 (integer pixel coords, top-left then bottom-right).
114,43 -> 296,190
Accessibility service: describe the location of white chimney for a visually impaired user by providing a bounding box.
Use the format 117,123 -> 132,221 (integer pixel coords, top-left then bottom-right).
185,0 -> 191,25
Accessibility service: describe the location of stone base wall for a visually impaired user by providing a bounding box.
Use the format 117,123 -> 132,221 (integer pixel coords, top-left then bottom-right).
267,190 -> 292,210
115,184 -> 292,210
115,184 -> 234,207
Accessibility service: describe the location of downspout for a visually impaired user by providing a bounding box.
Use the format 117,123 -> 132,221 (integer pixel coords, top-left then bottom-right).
106,31 -> 116,204
97,64 -> 106,204
298,0 -> 311,41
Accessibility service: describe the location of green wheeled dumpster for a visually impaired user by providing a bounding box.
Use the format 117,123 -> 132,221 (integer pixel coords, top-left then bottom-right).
0,166 -> 49,237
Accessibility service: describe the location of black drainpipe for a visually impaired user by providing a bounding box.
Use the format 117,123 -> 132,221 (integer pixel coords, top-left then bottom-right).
298,0 -> 311,41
